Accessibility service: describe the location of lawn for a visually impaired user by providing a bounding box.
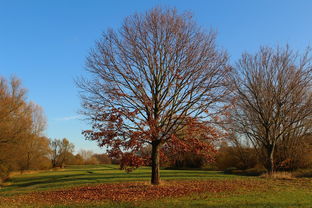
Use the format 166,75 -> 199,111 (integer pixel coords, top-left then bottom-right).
1,165 -> 312,208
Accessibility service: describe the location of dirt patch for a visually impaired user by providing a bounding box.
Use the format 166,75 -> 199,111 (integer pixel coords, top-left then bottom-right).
0,179 -> 261,206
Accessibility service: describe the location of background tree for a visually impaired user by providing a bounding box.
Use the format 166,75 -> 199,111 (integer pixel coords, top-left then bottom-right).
49,139 -> 61,168
58,138 -> 75,168
72,154 -> 84,165
78,149 -> 94,161
0,77 -> 28,145
78,149 -> 99,165
231,46 -> 312,174
215,141 -> 258,171
78,7 -> 230,184
49,138 -> 75,168
0,76 -> 50,180
93,153 -> 112,164
0,77 -> 32,179
18,103 -> 49,171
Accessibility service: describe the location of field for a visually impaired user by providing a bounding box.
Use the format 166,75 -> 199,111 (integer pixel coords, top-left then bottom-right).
1,165 -> 312,208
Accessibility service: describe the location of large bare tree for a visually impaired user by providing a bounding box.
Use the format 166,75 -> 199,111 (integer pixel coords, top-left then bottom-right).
231,46 -> 312,174
78,7 -> 230,184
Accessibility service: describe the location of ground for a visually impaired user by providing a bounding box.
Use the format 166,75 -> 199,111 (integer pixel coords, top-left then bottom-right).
0,165 -> 312,207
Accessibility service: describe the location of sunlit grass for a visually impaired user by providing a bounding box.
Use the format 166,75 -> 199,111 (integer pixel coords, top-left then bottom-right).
0,164 -> 241,195
1,165 -> 312,208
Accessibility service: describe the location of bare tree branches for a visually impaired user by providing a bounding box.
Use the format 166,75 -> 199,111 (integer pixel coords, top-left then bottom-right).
231,46 -> 312,173
77,7 -> 230,184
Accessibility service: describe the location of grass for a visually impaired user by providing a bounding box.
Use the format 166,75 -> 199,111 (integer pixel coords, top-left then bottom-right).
0,164 -> 239,195
1,165 -> 312,208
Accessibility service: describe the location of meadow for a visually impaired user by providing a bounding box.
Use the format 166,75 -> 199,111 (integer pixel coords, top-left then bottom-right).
1,165 -> 312,208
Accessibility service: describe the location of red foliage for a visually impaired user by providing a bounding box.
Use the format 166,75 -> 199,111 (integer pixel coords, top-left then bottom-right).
161,118 -> 222,167
120,153 -> 147,173
83,110 -> 224,170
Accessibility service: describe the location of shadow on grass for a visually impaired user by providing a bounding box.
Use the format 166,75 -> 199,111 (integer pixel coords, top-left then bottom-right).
1,165 -> 234,193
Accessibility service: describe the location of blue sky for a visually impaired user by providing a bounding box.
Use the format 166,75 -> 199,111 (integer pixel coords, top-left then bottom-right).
1,0 -> 312,153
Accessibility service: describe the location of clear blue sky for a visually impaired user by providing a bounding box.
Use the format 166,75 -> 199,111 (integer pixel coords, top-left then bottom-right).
1,0 -> 312,153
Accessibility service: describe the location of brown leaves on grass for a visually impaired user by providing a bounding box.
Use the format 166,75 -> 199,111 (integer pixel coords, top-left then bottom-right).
1,179 -> 260,206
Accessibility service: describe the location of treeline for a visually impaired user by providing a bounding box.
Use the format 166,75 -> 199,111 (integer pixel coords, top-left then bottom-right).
48,138 -> 112,168
214,136 -> 312,175
0,77 -> 111,182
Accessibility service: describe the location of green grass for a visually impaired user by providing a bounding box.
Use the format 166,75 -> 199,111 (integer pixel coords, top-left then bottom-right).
140,188 -> 312,208
0,164 -> 239,195
1,165 -> 312,208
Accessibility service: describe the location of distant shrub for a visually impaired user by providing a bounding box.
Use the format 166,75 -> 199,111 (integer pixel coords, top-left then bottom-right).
224,167 -> 238,174
292,169 -> 312,178
93,154 -> 111,164
111,158 -> 120,165
261,171 -> 293,179
84,156 -> 100,165
170,153 -> 208,169
224,165 -> 267,176
215,143 -> 258,171
243,167 -> 267,176
231,169 -> 244,174
0,164 -> 9,183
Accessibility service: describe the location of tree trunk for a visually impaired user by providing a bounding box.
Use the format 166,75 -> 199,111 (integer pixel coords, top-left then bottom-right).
151,141 -> 161,185
267,144 -> 275,175
26,152 -> 30,170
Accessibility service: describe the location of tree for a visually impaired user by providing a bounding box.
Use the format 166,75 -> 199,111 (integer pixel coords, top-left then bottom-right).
215,141 -> 258,171
0,77 -> 32,179
49,139 -> 61,168
18,136 -> 51,171
58,138 -> 75,168
93,153 -> 112,164
78,7 -> 230,184
0,76 -> 50,179
0,77 -> 29,145
78,149 -> 99,165
231,46 -> 312,174
49,138 -> 74,168
20,103 -> 49,171
73,154 -> 84,165
78,149 -> 94,161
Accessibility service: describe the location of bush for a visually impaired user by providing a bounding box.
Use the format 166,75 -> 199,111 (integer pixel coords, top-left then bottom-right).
215,144 -> 258,171
292,169 -> 312,178
243,167 -> 267,176
224,167 -> 238,174
224,165 -> 267,176
170,153 -> 207,169
260,171 -> 293,179
231,169 -> 244,174
0,164 -> 10,183
111,158 -> 121,165
93,154 -> 111,164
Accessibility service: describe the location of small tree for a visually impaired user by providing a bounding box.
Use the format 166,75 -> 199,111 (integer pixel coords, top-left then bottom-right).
231,46 -> 312,174
49,138 -> 74,168
78,7 -> 230,184
93,153 -> 112,164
